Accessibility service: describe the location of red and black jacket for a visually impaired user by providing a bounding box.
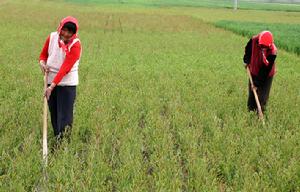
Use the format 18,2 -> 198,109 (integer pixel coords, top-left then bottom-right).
243,34 -> 277,85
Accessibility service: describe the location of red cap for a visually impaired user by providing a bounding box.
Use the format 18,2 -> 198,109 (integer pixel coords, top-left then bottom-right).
258,31 -> 273,48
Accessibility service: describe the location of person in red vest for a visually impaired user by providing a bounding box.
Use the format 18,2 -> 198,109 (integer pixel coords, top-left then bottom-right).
39,16 -> 82,140
243,31 -> 277,112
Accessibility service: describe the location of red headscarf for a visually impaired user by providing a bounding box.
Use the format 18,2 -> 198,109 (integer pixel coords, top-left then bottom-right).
257,31 -> 274,65
258,31 -> 273,48
57,16 -> 79,53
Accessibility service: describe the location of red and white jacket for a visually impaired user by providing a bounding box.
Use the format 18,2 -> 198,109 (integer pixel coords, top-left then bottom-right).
39,16 -> 81,86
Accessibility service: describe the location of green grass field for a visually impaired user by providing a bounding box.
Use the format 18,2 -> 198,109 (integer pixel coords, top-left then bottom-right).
215,21 -> 300,55
67,0 -> 300,12
0,0 -> 300,191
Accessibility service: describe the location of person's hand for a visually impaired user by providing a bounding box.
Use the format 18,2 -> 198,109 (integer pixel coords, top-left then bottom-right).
44,87 -> 52,100
44,83 -> 55,100
39,61 -> 49,74
251,84 -> 257,91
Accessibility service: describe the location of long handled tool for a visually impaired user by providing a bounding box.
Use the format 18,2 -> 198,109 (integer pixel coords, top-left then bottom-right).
246,66 -> 264,121
43,72 -> 48,165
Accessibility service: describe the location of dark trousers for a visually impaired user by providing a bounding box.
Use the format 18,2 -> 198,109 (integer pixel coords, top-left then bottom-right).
248,76 -> 273,112
48,85 -> 76,138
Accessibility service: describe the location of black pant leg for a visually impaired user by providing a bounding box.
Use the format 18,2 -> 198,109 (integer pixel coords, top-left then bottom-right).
55,86 -> 76,137
60,86 -> 76,133
257,77 -> 273,112
247,80 -> 257,111
248,76 -> 273,112
48,86 -> 60,136
56,86 -> 64,137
